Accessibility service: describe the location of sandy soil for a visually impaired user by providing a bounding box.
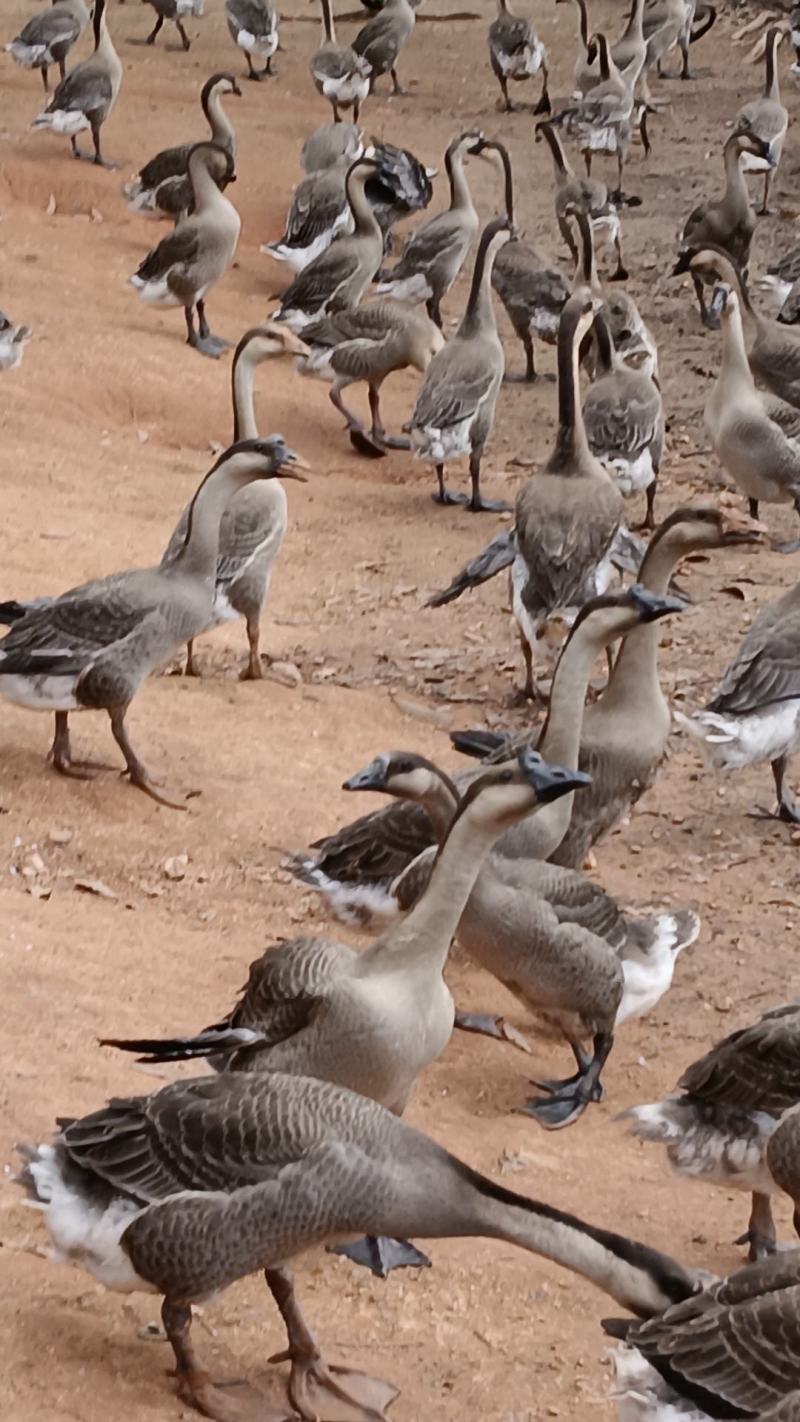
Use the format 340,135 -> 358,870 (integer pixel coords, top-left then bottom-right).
3,0 -> 800,1417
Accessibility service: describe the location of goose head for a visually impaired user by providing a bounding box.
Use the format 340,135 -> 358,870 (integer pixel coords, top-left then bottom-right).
187,141 -> 237,187
453,748 -> 591,831
567,585 -> 686,654
216,436 -> 310,481
343,751 -> 457,805
202,73 -> 243,106
730,126 -> 774,167
649,503 -> 767,558
673,243 -> 742,287
445,131 -> 488,171
237,323 -> 311,364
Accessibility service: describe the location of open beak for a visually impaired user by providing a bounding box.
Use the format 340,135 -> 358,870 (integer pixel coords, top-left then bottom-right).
343,757 -> 388,792
518,747 -> 592,803
629,585 -> 687,621
278,448 -> 311,480
720,511 -> 769,543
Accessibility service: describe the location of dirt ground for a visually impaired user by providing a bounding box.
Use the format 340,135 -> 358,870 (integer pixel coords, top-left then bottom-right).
3,0 -> 800,1417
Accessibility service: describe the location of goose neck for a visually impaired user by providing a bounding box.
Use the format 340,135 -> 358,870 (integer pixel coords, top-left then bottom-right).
719,297 -> 754,389
604,536 -> 680,708
592,310 -> 615,376
347,168 -> 382,238
540,123 -> 572,180
765,35 -> 780,100
320,0 -> 336,44
448,147 -> 474,214
458,231 -> 501,339
539,615 -> 608,769
205,88 -> 236,156
621,0 -> 645,41
551,307 -> 591,467
232,348 -> 259,441
190,155 -> 225,213
723,141 -> 752,215
575,0 -> 589,48
169,459 -> 262,581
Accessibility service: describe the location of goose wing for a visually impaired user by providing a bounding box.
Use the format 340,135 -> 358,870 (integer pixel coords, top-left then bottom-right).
137,142 -> 192,193
0,578 -> 158,672
368,142 -> 433,217
412,341 -> 500,432
515,474 -> 623,616
14,7 -> 82,48
678,1003 -> 800,1111
134,225 -> 200,283
489,12 -> 536,58
492,242 -> 568,325
279,242 -> 362,317
226,0 -> 275,36
708,589 -> 800,717
289,797 -> 437,891
46,56 -> 112,116
584,373 -> 662,460
762,394 -> 800,444
769,247 -> 800,285
282,169 -> 347,249
305,299 -> 409,348
386,210 -> 469,281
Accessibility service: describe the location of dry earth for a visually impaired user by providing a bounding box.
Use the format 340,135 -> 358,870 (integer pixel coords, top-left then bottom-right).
2,0 -> 800,1418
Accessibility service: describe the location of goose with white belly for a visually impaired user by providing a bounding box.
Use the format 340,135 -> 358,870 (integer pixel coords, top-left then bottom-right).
129,142 -> 240,358
225,0 -> 278,80
142,0 -> 203,51
624,1003 -> 800,1260
274,158 -> 383,331
487,0 -> 550,114
310,0 -> 371,122
602,288 -> 659,375
536,119 -> 629,284
551,32 -> 646,202
0,440 -> 307,807
734,26 -> 788,216
161,323 -> 310,679
32,0 -> 122,167
352,0 -> 417,96
409,216 -> 512,511
5,0 -> 88,92
674,132 -> 769,328
123,73 -> 240,221
583,307 -> 663,529
428,291 -> 623,700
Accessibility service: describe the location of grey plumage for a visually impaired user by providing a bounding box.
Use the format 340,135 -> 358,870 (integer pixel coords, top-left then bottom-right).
122,74 -> 240,221
5,0 -> 88,90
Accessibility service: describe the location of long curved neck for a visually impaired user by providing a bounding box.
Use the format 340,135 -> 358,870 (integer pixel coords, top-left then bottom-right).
190,156 -> 224,214
720,299 -> 754,389
539,123 -> 572,180
619,0 -> 645,42
458,232 -> 500,339
205,89 -> 235,154
320,0 -> 336,44
539,618 -> 611,769
550,309 -> 591,469
707,254 -> 758,340
572,210 -> 597,291
596,35 -> 611,80
601,538 -> 678,710
723,141 -> 752,219
168,462 -> 260,581
593,310 -> 615,376
575,0 -> 589,50
232,350 -> 259,441
765,35 -> 780,100
447,147 -> 473,213
347,170 -> 381,238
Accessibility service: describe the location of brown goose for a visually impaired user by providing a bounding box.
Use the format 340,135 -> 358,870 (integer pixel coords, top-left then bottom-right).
624,1003 -> 800,1262
487,0 -> 550,114
536,118 -> 630,283
32,0 -> 122,167
582,307 -> 663,529
5,0 -> 88,92
310,0 -> 371,122
142,0 -> 203,51
734,26 -> 788,216
352,0 -> 417,95
0,440 -> 307,807
122,73 -> 241,221
18,1070 -> 696,1422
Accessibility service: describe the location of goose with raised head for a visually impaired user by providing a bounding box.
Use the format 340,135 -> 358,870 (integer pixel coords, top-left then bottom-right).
487,0 -> 550,114
32,0 -> 122,166
409,216 -> 512,512
551,33 -> 646,201
274,158 -> 383,331
105,749 -> 586,1269
0,440 -> 307,808
161,324 -> 310,680
0,313 -> 31,372
298,300 -> 443,456
701,279 -> 800,541
583,307 -> 663,529
18,1068 -> 697,1422
352,0 -> 417,96
684,246 -> 800,412
288,589 -> 677,925
129,142 -> 240,359
428,291 -> 623,700
676,575 -> 800,824
122,73 -> 241,221
375,130 -> 485,327
674,133 -> 770,327
734,26 -> 788,215
5,0 -> 88,92
310,0 -> 371,122
624,1004 -> 800,1264
225,0 -> 278,80
605,1251 -> 800,1421
536,119 -> 629,283
141,0 -> 203,51
445,506 -> 765,869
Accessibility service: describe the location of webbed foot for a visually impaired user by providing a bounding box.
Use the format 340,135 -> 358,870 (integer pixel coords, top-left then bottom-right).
330,1234 -> 431,1277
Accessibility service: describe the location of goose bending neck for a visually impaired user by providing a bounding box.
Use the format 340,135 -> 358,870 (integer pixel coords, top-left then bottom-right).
574,0 -> 589,49
169,455 -> 269,581
231,342 -> 260,442
189,150 -> 226,214
765,30 -> 780,100
723,138 -> 752,218
551,301 -> 591,468
539,122 -> 572,179
446,144 -> 474,214
346,165 -> 381,238
204,86 -> 236,154
600,537 -> 679,711
718,295 -> 753,389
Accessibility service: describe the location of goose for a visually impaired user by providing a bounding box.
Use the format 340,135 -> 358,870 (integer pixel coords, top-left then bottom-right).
122,72 -> 241,221
0,313 -> 31,372
683,246 -> 800,412
612,0 -> 648,78
352,0 -> 417,96
651,0 -> 716,81
605,1251 -> 800,1421
409,216 -> 512,512
0,440 -> 307,807
582,308 -> 663,529
446,505 -> 765,870
288,587 -> 679,925
338,727 -> 697,1130
487,0 -> 550,115
674,133 -> 770,328
161,323 -> 310,679
301,121 -> 363,173
104,749 -> 586,1266
5,0 -> 88,92
129,143 -> 240,359
734,26 -> 788,216
17,1070 -> 696,1422
537,119 -> 630,284
624,1004 -> 800,1264
676,575 -> 800,825
766,1106 -> 800,1241
298,300 -> 443,455
701,279 -> 800,541
374,130 -> 485,327
225,0 -> 278,81
552,33 -> 646,202
141,0 -> 203,51
557,0 -> 598,94
265,140 -> 432,275
602,288 -> 659,377
310,0 -> 371,123
274,158 -> 383,331
640,0 -> 692,100
31,0 -> 122,167
428,291 -> 623,699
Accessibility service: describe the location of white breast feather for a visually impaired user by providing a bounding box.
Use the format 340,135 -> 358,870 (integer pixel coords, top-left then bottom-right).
674,702 -> 800,771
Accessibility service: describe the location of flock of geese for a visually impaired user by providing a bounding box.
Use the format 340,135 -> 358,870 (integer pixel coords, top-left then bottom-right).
6,0 -> 800,1418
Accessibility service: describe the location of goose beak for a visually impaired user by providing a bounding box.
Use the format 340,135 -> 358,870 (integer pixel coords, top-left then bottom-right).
672,251 -> 691,276
708,284 -> 728,320
284,332 -> 311,359
343,755 -> 389,792
719,508 -> 769,542
629,585 -> 686,621
518,748 -> 592,803
278,448 -> 310,479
